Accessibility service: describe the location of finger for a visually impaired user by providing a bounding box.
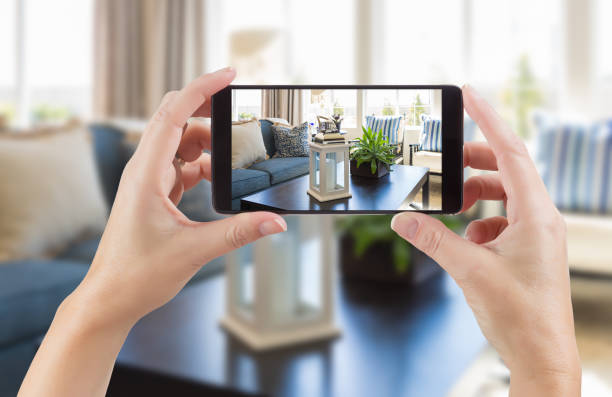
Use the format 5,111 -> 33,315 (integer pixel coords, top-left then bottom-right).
462,85 -> 551,217
463,142 -> 497,170
465,216 -> 509,245
177,120 -> 211,162
391,212 -> 492,282
461,174 -> 506,213
141,67 -> 236,178
189,212 -> 287,262
180,153 -> 212,190
167,159 -> 184,205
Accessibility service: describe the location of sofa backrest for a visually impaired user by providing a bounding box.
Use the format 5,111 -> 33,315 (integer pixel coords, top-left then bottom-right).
259,119 -> 278,157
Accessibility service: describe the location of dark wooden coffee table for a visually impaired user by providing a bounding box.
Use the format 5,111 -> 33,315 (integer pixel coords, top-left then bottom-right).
114,270 -> 486,397
240,165 -> 429,211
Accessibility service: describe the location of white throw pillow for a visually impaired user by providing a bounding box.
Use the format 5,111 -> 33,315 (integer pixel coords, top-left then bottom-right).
231,119 -> 267,168
0,126 -> 108,261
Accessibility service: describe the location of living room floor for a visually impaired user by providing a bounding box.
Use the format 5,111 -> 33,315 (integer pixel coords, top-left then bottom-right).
398,174 -> 442,211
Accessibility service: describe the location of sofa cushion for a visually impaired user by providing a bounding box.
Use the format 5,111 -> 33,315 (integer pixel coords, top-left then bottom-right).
271,123 -> 310,157
413,151 -> 442,174
231,169 -> 270,199
0,260 -> 87,347
0,126 -> 107,262
419,114 -> 442,152
259,119 -> 288,157
249,157 -> 310,185
535,116 -> 612,214
232,119 -> 267,169
365,115 -> 403,145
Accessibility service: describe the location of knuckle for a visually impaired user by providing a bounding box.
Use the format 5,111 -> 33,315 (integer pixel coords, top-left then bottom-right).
418,228 -> 445,257
225,224 -> 250,249
154,91 -> 179,124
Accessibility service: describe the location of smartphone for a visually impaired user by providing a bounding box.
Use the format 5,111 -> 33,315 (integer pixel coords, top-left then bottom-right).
211,85 -> 463,214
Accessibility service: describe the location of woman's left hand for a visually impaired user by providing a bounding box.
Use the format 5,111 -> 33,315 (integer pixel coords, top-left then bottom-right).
18,68 -> 286,397
77,67 -> 287,326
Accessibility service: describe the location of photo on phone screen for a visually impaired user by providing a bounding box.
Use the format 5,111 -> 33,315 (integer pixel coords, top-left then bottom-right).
212,85 -> 463,214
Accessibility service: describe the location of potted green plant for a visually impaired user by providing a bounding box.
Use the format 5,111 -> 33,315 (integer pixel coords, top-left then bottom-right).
350,125 -> 395,178
337,215 -> 464,285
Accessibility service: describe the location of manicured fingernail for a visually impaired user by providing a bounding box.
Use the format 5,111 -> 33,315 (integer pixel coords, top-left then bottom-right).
259,218 -> 287,236
391,214 -> 419,239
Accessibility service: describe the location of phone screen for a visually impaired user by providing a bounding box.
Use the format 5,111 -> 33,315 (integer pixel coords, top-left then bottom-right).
212,85 -> 463,214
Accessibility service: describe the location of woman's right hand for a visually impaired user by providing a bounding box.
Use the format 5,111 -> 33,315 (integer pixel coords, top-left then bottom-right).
391,86 -> 581,396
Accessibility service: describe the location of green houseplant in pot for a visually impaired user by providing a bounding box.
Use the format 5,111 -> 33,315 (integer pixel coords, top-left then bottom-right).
338,215 -> 464,285
350,125 -> 395,178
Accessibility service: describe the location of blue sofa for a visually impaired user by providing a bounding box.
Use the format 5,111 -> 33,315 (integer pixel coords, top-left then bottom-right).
231,119 -> 309,209
0,124 -> 224,397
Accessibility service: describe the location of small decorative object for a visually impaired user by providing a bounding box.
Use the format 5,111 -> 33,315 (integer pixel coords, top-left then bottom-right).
332,113 -> 343,132
317,115 -> 337,133
350,125 -> 395,178
221,216 -> 340,350
307,141 -> 351,202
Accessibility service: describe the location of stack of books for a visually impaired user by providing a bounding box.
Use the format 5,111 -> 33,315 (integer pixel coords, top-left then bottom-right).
313,132 -> 346,144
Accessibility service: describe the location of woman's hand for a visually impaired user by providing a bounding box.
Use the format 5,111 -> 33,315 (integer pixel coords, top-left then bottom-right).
18,68 -> 286,397
391,86 -> 581,396
78,67 -> 286,325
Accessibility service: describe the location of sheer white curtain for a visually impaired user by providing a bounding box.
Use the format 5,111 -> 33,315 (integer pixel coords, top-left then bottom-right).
93,0 -> 205,118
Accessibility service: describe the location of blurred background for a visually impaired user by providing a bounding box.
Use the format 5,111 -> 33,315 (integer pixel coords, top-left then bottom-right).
1,1 -> 611,396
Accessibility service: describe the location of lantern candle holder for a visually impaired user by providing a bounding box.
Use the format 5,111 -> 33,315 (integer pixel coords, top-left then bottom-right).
307,141 -> 351,202
220,216 -> 340,350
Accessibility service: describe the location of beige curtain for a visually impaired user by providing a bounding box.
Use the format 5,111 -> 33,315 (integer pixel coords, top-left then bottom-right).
93,0 -> 205,118
261,89 -> 303,125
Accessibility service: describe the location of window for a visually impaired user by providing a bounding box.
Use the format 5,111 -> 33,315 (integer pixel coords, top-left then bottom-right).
365,89 -> 433,128
0,0 -> 16,125
232,90 -> 262,121
381,0 -> 465,84
304,89 -> 357,129
205,0 -> 355,84
1,0 -> 93,127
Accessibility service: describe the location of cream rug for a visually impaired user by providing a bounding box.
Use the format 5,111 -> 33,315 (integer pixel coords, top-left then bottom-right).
448,276 -> 612,396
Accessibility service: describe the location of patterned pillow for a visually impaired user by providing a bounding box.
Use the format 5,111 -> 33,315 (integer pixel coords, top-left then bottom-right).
272,122 -> 310,157
419,115 -> 442,152
535,116 -> 612,214
365,115 -> 403,145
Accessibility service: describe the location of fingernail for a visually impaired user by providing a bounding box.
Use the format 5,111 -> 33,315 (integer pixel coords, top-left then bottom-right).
218,66 -> 234,73
391,214 -> 419,239
259,218 -> 287,236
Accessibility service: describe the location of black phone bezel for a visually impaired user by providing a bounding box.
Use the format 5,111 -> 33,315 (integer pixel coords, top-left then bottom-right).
212,84 -> 463,214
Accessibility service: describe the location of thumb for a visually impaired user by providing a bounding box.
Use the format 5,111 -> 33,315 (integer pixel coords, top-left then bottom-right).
391,212 -> 489,282
188,212 -> 287,262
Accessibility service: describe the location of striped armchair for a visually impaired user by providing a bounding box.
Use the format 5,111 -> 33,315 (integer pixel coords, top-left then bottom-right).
409,115 -> 442,174
364,115 -> 404,156
534,115 -> 612,274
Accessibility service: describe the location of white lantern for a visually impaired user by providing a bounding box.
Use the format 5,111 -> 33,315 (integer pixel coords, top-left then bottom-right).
307,142 -> 351,202
221,216 -> 340,350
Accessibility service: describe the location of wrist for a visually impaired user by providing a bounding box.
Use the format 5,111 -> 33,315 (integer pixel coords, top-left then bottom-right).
509,350 -> 581,396
58,279 -> 137,337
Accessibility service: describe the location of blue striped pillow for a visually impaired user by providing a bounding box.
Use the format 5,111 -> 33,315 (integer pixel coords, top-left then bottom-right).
535,117 -> 612,214
419,115 -> 442,152
365,115 -> 403,145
